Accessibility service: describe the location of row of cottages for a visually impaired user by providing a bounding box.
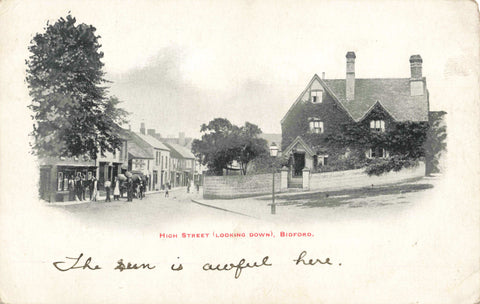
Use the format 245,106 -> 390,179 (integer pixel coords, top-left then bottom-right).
281,51 -> 430,179
163,142 -> 196,187
154,131 -> 206,186
39,124 -> 200,202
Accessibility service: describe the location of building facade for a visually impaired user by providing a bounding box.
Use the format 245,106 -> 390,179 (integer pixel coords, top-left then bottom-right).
164,142 -> 195,187
136,130 -> 171,191
281,52 -> 430,176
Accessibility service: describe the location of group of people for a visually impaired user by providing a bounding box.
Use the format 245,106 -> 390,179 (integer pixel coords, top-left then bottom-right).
67,175 -> 146,202
103,177 -> 146,202
67,174 -> 201,202
68,174 -> 98,201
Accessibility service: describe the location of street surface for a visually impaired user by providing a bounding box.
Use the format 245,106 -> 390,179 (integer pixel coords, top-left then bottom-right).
49,176 -> 441,228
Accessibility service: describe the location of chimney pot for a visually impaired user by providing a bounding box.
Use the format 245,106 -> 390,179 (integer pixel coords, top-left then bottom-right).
346,51 -> 356,101
346,51 -> 356,59
409,55 -> 424,95
409,54 -> 423,79
322,72 -> 325,79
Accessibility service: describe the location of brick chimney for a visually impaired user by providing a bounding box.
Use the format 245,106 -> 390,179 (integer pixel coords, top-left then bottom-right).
178,132 -> 185,146
147,129 -> 156,136
140,122 -> 146,135
346,51 -> 356,101
409,55 -> 424,96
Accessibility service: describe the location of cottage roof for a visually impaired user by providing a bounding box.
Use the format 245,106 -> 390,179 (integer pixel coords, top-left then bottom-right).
163,142 -> 195,159
281,74 -> 429,124
124,130 -> 154,159
324,78 -> 428,122
135,133 -> 170,151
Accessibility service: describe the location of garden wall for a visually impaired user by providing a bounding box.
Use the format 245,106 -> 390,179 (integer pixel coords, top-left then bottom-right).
309,162 -> 425,191
203,162 -> 425,199
204,173 -> 281,199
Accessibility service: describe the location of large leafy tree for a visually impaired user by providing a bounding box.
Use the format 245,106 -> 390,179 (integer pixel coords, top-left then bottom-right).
192,118 -> 268,175
26,14 -> 128,159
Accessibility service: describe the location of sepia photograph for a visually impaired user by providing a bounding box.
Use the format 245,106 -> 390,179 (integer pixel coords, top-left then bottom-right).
0,0 -> 478,303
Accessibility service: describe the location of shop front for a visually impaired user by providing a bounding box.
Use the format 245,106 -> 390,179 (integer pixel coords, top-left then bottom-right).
39,157 -> 97,202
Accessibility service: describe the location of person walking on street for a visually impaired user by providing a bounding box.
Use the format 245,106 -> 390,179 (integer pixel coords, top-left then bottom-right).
196,182 -> 200,194
68,175 -> 75,201
88,176 -> 94,200
127,178 -> 133,202
81,174 -> 87,200
105,179 -> 111,202
75,176 -> 82,201
91,177 -> 98,201
138,180 -> 144,200
113,177 -> 120,200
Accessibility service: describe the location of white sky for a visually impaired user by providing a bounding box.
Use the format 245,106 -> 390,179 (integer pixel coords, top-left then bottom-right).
1,0 -> 478,138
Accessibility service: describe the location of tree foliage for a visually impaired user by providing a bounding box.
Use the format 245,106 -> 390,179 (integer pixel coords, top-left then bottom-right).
424,111 -> 447,174
192,118 -> 268,175
26,14 -> 128,159
325,121 -> 429,175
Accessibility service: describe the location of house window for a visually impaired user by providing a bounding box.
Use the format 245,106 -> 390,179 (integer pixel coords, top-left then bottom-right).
309,120 -> 324,134
311,90 -> 323,103
367,147 -> 388,158
370,120 -> 385,132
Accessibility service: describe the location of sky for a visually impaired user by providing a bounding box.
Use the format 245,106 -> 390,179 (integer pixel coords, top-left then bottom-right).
1,0 -> 478,139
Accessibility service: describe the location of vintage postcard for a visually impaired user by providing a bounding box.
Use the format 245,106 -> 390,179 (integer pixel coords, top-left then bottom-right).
0,0 -> 479,303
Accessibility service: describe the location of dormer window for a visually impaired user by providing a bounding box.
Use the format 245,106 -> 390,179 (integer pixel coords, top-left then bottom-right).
310,90 -> 323,103
370,120 -> 385,132
309,119 -> 324,134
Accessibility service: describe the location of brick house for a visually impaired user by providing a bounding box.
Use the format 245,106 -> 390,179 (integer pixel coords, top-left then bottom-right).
281,51 -> 429,177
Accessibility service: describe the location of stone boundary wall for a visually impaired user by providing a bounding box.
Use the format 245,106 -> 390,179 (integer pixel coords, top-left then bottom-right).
203,163 -> 425,199
204,173 -> 281,199
309,162 -> 426,191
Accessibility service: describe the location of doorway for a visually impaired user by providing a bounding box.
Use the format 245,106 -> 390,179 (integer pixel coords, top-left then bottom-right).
293,152 -> 305,176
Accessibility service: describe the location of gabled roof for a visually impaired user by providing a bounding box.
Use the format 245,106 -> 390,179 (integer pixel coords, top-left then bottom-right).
281,74 -> 354,124
281,74 -> 429,124
163,142 -> 195,159
135,133 -> 170,151
324,78 -> 428,122
282,136 -> 316,157
124,130 -> 154,159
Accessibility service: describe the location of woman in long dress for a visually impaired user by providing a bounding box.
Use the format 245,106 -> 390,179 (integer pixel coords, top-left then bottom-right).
91,177 -> 98,202
113,177 -> 120,200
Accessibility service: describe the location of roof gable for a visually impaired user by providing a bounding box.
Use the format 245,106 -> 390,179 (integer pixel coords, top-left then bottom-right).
283,75 -> 429,125
135,133 -> 170,151
283,136 -> 315,157
281,74 -> 354,125
323,78 -> 428,122
164,142 -> 195,159
125,130 -> 154,159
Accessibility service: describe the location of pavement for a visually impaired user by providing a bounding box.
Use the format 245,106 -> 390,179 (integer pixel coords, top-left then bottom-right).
191,175 -> 441,221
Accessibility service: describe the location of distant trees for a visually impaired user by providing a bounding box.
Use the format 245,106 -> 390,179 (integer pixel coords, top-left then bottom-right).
192,118 -> 268,175
26,14 -> 128,159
